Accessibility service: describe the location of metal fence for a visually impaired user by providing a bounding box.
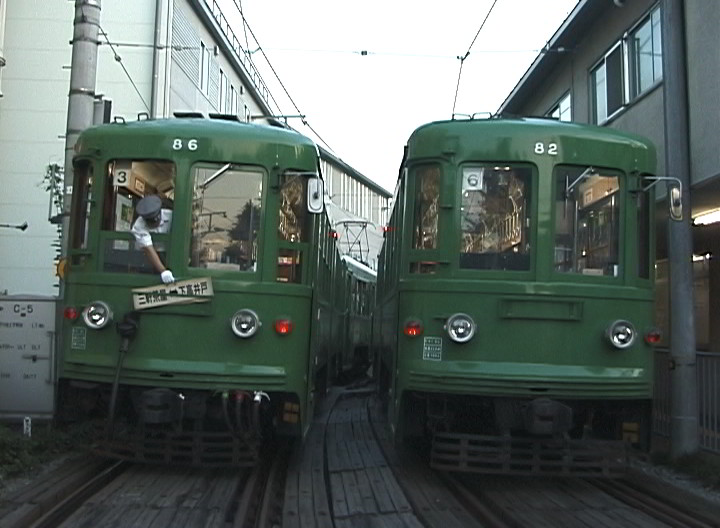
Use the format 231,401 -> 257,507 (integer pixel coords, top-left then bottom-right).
653,350 -> 720,454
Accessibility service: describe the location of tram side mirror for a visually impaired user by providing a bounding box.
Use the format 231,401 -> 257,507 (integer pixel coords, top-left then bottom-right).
669,185 -> 682,222
307,177 -> 324,213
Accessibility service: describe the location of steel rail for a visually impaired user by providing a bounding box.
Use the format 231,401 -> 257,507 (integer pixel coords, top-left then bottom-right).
29,461 -> 128,528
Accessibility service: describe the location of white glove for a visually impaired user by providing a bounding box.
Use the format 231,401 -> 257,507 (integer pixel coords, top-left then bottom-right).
160,270 -> 175,284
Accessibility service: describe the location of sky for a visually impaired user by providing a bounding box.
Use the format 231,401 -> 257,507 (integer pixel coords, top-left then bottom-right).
219,0 -> 580,193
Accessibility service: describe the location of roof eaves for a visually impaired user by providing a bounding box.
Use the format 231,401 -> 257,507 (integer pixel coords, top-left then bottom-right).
496,0 -> 595,116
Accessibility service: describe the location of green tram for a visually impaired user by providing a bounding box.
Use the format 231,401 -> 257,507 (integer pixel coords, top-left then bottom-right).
59,116 -> 359,465
375,118 -> 662,476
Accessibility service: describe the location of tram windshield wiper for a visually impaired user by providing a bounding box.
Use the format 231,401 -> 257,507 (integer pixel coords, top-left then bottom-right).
566,166 -> 597,196
201,163 -> 232,189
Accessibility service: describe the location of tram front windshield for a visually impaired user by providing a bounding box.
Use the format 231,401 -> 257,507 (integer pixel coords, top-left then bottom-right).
459,165 -> 532,271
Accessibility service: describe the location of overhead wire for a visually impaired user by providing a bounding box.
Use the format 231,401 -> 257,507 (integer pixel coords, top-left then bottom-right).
451,0 -> 500,117
98,26 -> 151,113
229,0 -> 336,153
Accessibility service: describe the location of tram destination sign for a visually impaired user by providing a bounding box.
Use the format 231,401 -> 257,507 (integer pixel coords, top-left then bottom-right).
132,277 -> 214,310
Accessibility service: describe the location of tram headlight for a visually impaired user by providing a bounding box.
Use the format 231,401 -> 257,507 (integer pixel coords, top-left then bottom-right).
445,313 -> 476,343
81,301 -> 113,330
605,320 -> 636,349
230,309 -> 261,338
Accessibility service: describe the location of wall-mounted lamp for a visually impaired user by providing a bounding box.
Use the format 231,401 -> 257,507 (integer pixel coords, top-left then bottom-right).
693,209 -> 720,226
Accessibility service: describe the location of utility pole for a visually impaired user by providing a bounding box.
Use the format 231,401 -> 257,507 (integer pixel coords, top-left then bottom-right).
663,0 -> 698,458
62,0 -> 101,265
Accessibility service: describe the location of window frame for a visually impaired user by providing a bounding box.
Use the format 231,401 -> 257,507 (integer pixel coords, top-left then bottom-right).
589,4 -> 663,124
551,165 -> 625,280
628,4 -> 663,100
189,162 -> 265,275
548,92 -> 572,122
457,163 -> 534,274
590,41 -> 625,124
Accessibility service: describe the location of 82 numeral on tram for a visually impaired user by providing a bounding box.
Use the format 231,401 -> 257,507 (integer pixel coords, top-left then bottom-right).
172,138 -> 198,151
534,142 -> 558,156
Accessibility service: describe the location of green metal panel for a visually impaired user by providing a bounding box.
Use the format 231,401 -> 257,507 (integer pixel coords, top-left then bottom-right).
380,118 -> 657,439
61,118 -> 325,436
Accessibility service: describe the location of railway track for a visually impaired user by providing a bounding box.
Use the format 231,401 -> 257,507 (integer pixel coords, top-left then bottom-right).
438,470 -> 720,528
1,442 -> 290,528
3,389 -> 720,527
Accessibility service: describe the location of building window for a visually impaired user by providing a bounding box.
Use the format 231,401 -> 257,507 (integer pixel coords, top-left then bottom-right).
590,6 -> 663,123
548,92 -> 572,121
231,86 -> 238,115
591,42 -> 623,123
628,6 -> 662,99
219,70 -> 227,112
200,42 -> 211,95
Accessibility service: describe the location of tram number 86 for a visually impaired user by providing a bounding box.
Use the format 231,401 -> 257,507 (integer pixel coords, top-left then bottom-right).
172,138 -> 199,151
534,142 -> 558,156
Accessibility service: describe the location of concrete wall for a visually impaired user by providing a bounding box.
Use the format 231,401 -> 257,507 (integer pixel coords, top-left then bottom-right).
686,0 -> 720,184
0,1 -> 74,296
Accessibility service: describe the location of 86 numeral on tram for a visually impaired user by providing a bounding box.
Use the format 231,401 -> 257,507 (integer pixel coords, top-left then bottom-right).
172,138 -> 198,151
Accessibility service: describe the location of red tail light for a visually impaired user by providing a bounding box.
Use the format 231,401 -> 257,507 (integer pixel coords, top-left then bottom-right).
275,318 -> 293,335
64,307 -> 78,320
644,328 -> 662,345
404,319 -> 423,337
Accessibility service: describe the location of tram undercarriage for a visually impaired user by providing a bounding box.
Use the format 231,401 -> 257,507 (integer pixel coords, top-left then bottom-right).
58,380 -> 298,467
399,392 -> 651,477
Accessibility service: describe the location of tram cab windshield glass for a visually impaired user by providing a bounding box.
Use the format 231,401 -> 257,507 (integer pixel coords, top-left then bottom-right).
412,165 -> 440,250
277,173 -> 309,283
554,166 -> 620,276
190,164 -> 263,272
101,159 -> 176,274
459,165 -> 532,271
70,159 -> 93,263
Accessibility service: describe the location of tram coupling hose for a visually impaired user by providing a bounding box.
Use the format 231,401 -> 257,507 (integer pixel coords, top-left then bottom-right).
106,312 -> 141,438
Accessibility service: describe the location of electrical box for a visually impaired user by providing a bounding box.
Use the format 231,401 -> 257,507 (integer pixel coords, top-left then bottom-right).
0,296 -> 57,420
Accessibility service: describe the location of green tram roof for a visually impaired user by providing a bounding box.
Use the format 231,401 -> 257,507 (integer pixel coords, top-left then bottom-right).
405,117 -> 656,172
74,117 -> 318,164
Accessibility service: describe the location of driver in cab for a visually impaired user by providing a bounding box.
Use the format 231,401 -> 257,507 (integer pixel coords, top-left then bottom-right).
131,194 -> 175,284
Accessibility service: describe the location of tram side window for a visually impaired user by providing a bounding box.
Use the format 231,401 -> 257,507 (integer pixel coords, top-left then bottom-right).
554,166 -> 620,276
277,173 -> 308,283
70,160 -> 93,263
412,166 -> 440,250
459,165 -> 531,271
101,160 -> 176,274
190,164 -> 263,272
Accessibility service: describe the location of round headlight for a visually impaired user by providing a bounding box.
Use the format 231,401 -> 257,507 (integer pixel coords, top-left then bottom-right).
445,313 -> 476,343
606,320 -> 636,349
81,301 -> 113,330
231,309 -> 261,338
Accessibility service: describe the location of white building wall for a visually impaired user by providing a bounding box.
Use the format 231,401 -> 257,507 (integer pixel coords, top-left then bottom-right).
0,0 -> 73,295
0,0 -> 388,294
0,0 -> 7,92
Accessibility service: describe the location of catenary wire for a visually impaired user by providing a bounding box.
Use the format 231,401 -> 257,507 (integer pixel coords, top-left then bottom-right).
98,26 -> 151,113
229,0 -> 336,153
451,0 -> 500,117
